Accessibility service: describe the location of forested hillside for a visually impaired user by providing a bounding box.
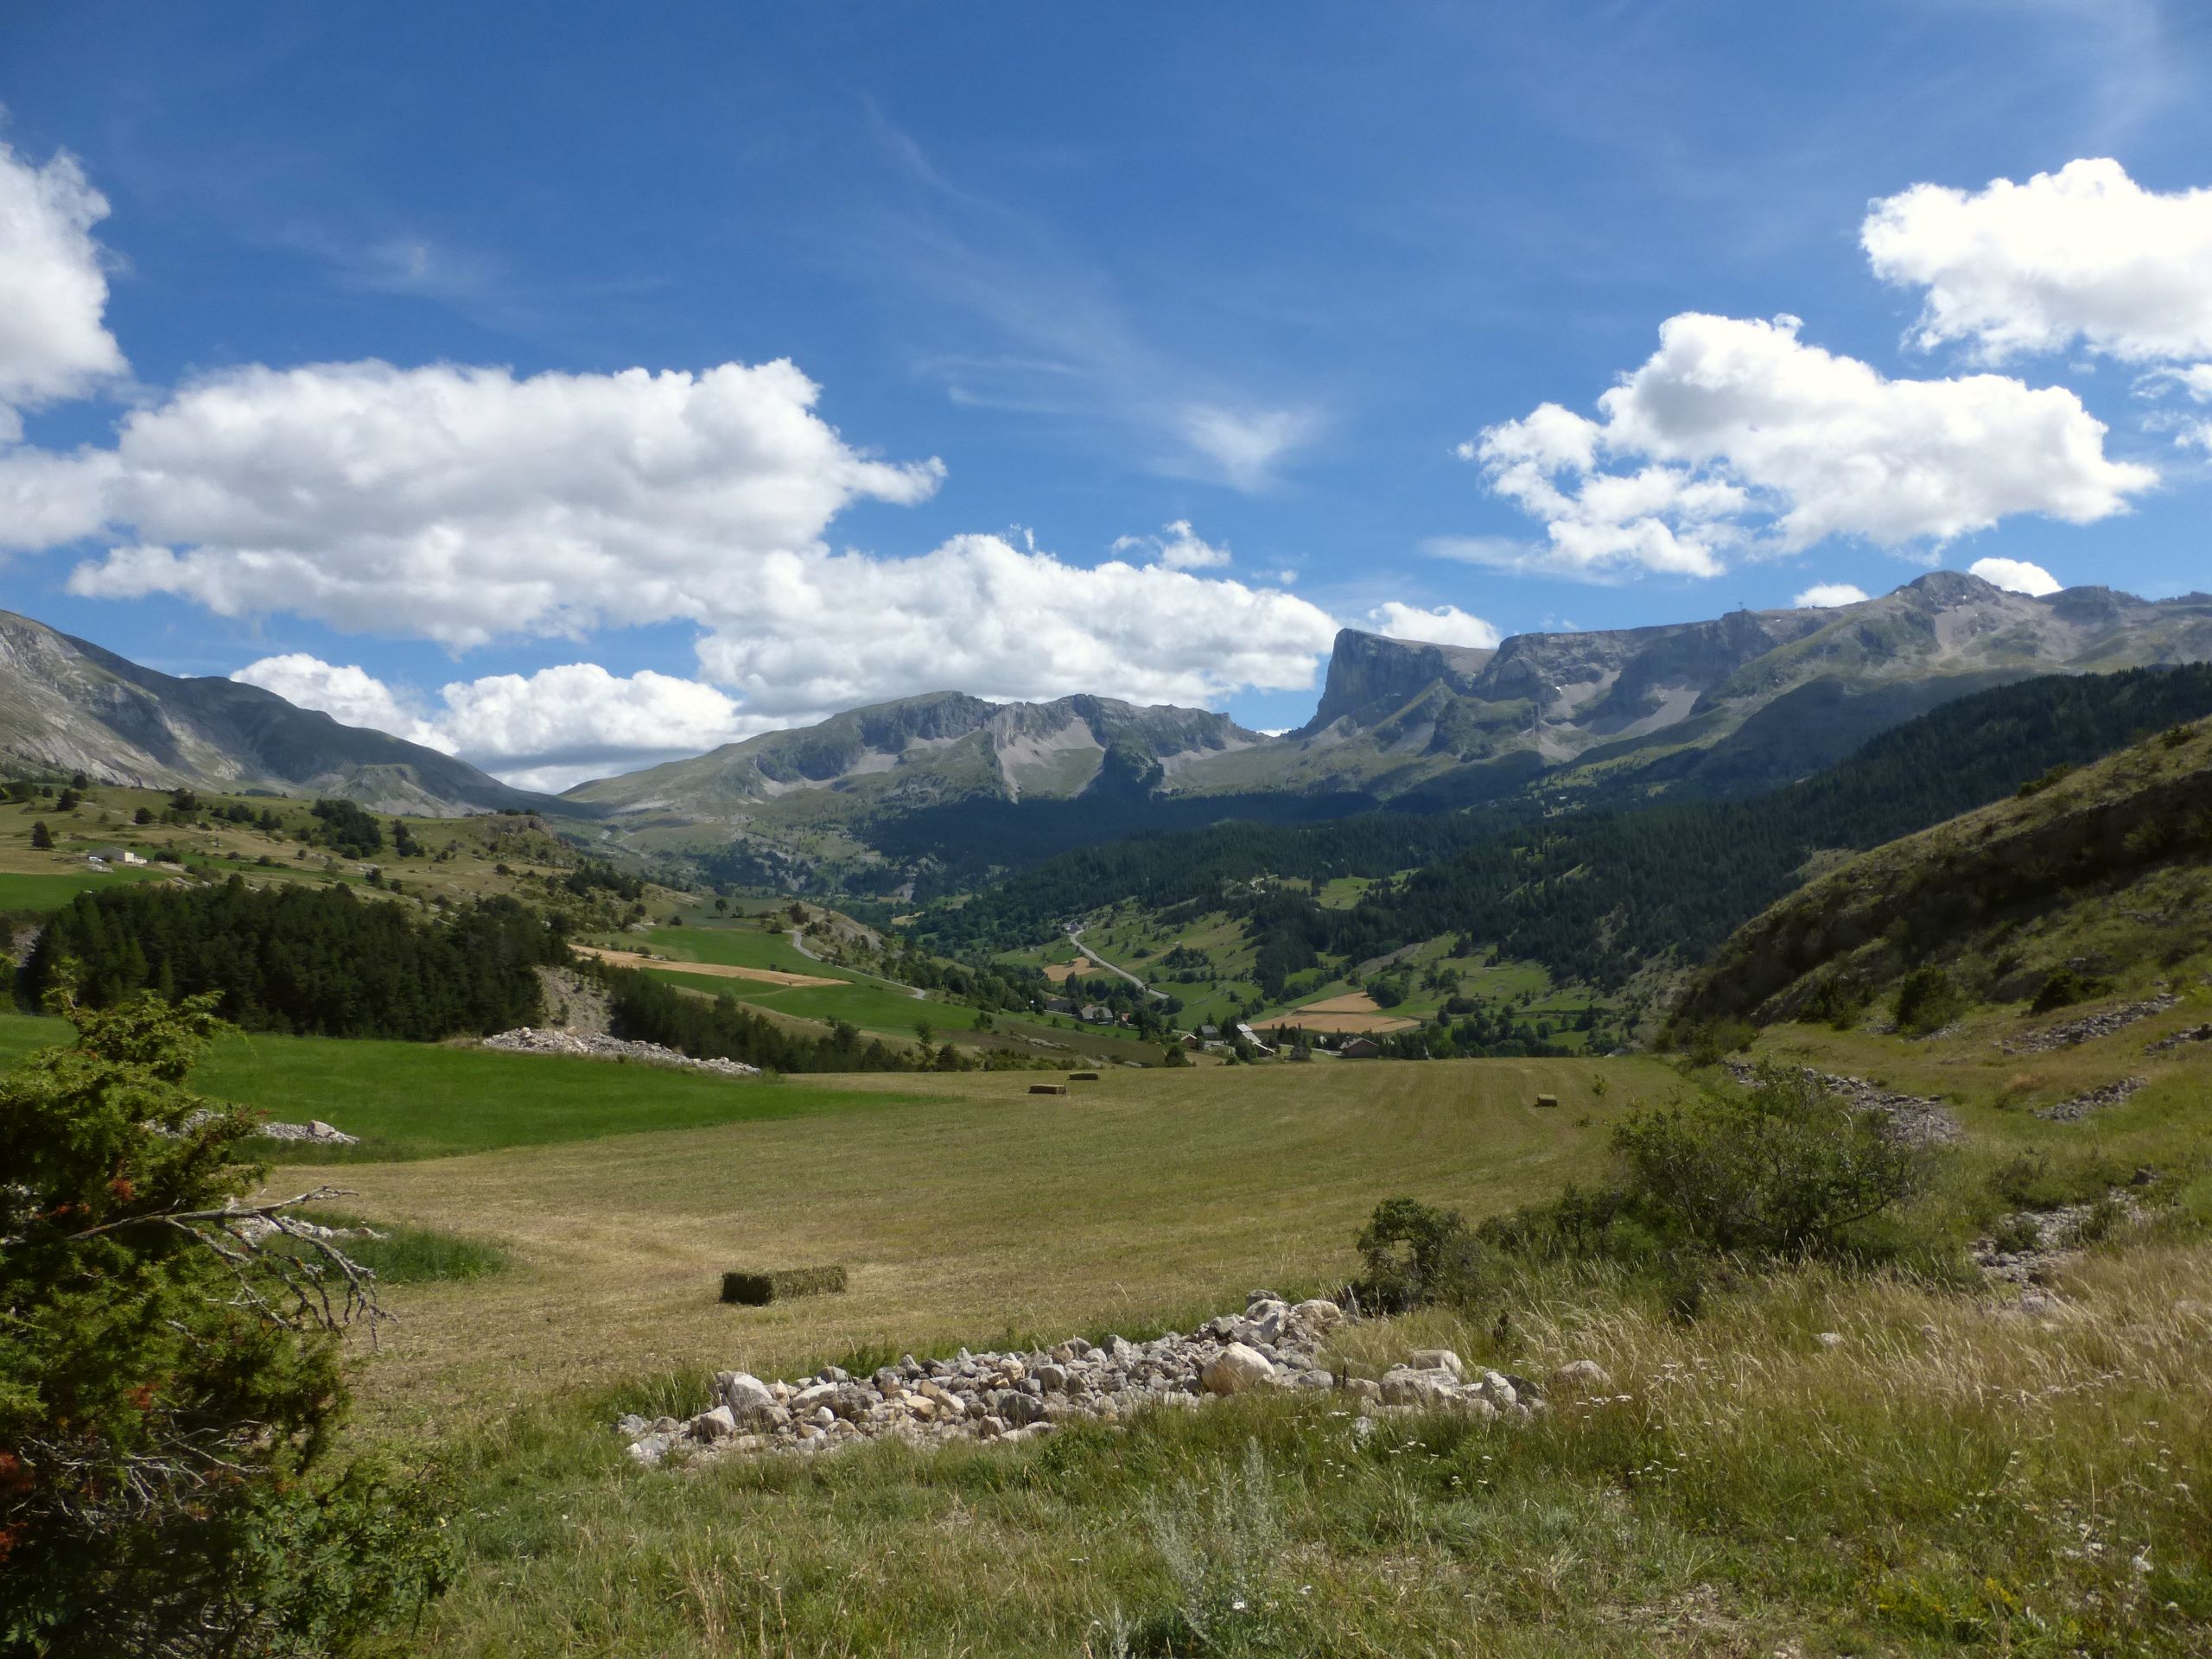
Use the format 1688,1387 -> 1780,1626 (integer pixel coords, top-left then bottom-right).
928,665 -> 2212,998
1676,713 -> 2212,1027
21,879 -> 561,1038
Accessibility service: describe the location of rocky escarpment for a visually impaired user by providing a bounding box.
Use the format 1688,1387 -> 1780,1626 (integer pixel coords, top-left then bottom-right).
619,1291 -> 1616,1467
1299,629 -> 1496,734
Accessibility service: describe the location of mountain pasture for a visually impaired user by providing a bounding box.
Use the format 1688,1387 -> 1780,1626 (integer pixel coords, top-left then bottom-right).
270,1054 -> 1656,1421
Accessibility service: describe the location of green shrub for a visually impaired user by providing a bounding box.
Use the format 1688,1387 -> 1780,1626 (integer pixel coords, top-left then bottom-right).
1611,1066 -> 1924,1257
1986,1212 -> 2041,1255
1351,1197 -> 1480,1313
1670,1017 -> 1755,1065
1987,1149 -> 2126,1212
0,992 -> 453,1653
1797,972 -> 1870,1030
2030,966 -> 2113,1014
1892,965 -> 1968,1035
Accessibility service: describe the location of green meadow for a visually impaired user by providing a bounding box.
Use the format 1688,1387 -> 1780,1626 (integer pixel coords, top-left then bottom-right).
0,1012 -> 911,1160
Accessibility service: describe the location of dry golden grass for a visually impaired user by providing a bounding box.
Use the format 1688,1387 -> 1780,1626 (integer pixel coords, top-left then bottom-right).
569,944 -> 843,988
288,1056 -> 1669,1432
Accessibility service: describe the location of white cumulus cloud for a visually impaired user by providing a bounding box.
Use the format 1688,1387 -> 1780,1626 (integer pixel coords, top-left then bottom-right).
232,654 -> 456,751
0,131 -> 127,438
1465,314 -> 2153,579
1865,159 -> 2212,364
35,357 -> 944,642
1111,518 -> 1231,569
1793,582 -> 1871,608
2,348 -> 1346,718
1363,601 -> 1502,650
1968,556 -> 2063,596
232,654 -> 772,791
690,534 -> 1339,718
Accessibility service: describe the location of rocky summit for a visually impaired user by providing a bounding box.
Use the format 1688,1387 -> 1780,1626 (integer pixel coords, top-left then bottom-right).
616,1290 -> 1616,1466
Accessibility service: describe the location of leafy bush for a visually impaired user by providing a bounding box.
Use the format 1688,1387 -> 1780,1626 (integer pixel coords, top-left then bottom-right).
1481,1068 -> 1929,1279
310,797 -> 385,858
2031,966 -> 2112,1014
0,993 -> 453,1653
1796,972 -> 1870,1030
1611,1067 -> 1923,1255
1351,1197 -> 1480,1312
1672,1017 -> 1755,1065
1892,965 -> 1968,1036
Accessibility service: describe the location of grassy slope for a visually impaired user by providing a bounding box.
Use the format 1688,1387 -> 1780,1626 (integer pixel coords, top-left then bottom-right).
1681,718 -> 2212,1025
0,780 -> 680,917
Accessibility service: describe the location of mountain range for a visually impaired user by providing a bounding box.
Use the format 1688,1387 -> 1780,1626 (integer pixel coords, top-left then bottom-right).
4,572 -> 2209,876
0,609 -> 556,817
563,571 -> 2212,879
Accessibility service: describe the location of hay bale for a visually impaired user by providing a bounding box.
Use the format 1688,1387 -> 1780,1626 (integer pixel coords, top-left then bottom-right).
721,1266 -> 847,1306
1030,1083 -> 1069,1096
1068,1071 -> 1101,1082
1534,1093 -> 1560,1109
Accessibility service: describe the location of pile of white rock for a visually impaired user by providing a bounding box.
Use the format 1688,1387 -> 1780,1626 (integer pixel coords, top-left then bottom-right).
257,1118 -> 359,1144
484,1027 -> 761,1078
617,1290 -> 1616,1466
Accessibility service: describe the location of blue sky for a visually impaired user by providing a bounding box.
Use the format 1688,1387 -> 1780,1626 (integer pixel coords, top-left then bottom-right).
3,2 -> 2211,785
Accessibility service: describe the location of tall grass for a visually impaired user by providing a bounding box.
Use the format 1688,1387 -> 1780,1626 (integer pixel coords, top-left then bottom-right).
392,1240 -> 2212,1656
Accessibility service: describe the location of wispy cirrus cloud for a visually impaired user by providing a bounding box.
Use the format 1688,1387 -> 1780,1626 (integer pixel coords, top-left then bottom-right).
855,111 -> 1322,492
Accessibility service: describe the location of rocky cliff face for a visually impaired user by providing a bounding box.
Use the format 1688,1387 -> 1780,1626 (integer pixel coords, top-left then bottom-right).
1264,574 -> 2212,785
0,609 -> 555,815
1299,630 -> 1495,734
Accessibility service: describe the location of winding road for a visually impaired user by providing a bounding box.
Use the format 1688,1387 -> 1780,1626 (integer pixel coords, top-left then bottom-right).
1067,925 -> 1170,1001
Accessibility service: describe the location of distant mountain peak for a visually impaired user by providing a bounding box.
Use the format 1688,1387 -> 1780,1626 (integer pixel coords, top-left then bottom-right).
0,608 -> 561,816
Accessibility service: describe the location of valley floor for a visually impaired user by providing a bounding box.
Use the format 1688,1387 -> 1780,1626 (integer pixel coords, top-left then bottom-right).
283,1056 -> 1648,1427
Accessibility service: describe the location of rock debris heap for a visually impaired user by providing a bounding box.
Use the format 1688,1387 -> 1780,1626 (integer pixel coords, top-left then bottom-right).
2146,1022 -> 2212,1057
618,1291 -> 1614,1466
485,1027 -> 761,1078
257,1119 -> 359,1145
2000,995 -> 2180,1055
2037,1077 -> 2147,1122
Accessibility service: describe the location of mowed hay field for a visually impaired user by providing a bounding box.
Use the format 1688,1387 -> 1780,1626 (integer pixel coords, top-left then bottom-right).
278,1055 -> 1662,1427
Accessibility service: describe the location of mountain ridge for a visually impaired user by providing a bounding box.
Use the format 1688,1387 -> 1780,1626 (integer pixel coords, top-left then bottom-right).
562,573 -> 2212,884
0,609 -> 567,817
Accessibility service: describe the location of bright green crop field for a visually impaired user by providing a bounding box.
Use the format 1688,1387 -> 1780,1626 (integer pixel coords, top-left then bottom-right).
0,1012 -> 912,1160
0,865 -> 178,912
